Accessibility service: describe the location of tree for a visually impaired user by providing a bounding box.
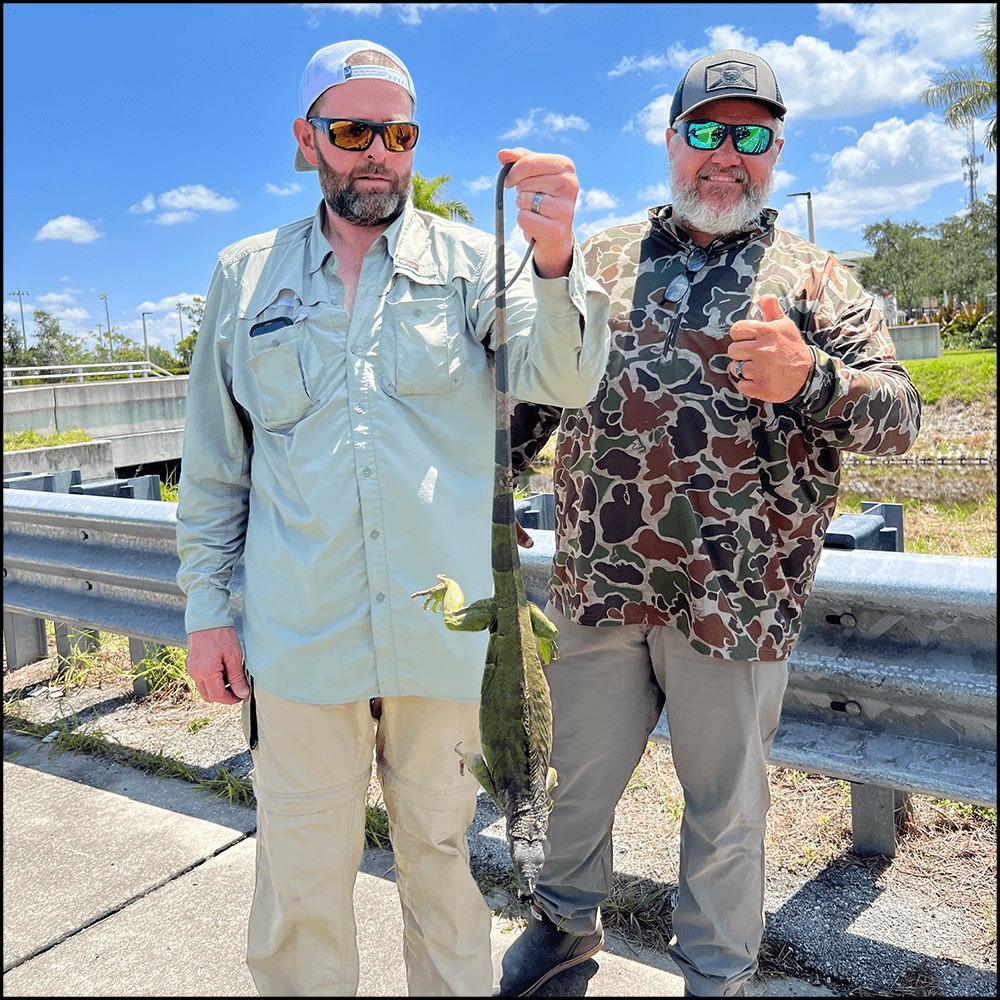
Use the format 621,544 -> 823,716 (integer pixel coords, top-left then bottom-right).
31,310 -> 92,367
411,171 -> 474,222
933,192 -> 998,304
3,312 -> 29,367
176,297 -> 205,368
857,220 -> 938,312
920,3 -> 997,151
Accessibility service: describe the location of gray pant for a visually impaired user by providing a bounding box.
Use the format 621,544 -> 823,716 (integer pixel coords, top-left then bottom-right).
534,604 -> 788,997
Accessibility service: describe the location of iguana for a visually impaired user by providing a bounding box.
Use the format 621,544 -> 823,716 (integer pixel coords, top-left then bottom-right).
412,163 -> 558,902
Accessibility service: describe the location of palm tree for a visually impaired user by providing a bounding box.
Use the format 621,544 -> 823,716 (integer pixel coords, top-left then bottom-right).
920,3 -> 996,151
411,171 -> 474,223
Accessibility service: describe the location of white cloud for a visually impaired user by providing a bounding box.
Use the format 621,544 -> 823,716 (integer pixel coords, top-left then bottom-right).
780,115 -> 969,232
637,181 -> 671,203
607,53 -> 671,78
464,175 -> 495,194
35,291 -> 79,308
154,210 -> 198,226
296,3 -> 493,27
129,184 -> 239,225
580,188 -> 618,211
158,185 -> 238,212
576,210 -> 648,241
34,216 -> 103,243
129,194 -> 156,215
501,109 -> 589,141
265,182 -> 303,196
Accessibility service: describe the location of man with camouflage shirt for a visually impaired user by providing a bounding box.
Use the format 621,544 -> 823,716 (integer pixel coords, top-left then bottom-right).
497,48 -> 921,998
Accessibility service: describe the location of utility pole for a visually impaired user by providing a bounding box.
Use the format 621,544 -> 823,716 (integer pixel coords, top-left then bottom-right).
140,311 -> 152,365
7,289 -> 29,351
99,292 -> 113,361
176,304 -> 184,361
788,191 -> 815,244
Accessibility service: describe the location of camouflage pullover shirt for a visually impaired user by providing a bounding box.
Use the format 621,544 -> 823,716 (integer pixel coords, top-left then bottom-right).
511,206 -> 922,662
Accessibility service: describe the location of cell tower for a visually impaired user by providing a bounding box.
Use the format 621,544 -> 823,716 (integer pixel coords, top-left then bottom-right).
961,121 -> 984,208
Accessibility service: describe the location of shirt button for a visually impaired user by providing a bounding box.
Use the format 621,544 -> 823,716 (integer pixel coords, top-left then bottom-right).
356,405 -> 364,413
370,530 -> 379,539
376,593 -> 386,602
362,468 -> 372,477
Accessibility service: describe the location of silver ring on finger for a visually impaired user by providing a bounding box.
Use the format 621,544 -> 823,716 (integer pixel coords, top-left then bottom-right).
531,191 -> 544,214
734,359 -> 747,380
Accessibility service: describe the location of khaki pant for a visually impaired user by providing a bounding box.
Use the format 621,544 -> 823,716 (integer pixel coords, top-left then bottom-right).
243,686 -> 493,996
533,605 -> 788,998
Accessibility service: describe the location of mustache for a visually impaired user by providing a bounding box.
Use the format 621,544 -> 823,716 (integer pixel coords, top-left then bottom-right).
350,163 -> 395,180
697,166 -> 750,183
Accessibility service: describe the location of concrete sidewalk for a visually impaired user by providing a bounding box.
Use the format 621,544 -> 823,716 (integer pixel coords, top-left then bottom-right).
3,730 -> 835,998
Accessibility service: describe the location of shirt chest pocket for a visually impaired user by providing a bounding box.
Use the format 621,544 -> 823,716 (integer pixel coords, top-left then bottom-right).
383,287 -> 466,395
236,311 -> 321,431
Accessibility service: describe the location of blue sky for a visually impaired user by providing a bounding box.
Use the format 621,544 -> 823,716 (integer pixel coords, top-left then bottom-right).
3,2 -> 997,355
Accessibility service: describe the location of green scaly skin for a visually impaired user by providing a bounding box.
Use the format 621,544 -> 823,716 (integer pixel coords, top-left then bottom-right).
412,493 -> 559,900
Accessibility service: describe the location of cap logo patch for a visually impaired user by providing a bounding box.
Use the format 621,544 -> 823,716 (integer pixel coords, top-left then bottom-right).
705,60 -> 758,94
342,64 -> 412,92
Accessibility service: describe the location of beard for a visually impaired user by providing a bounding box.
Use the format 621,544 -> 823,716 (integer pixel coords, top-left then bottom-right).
317,154 -> 409,227
671,167 -> 774,236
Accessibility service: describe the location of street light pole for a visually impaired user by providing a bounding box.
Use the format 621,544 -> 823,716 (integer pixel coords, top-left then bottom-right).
176,304 -> 184,362
99,292 -> 113,361
140,311 -> 152,365
7,289 -> 29,352
789,191 -> 815,245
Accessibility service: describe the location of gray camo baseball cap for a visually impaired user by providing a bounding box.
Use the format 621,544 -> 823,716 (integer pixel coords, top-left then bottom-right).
669,48 -> 786,126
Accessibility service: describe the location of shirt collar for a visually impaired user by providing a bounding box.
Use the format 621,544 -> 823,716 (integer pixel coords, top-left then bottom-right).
305,199 -> 437,279
649,204 -> 777,254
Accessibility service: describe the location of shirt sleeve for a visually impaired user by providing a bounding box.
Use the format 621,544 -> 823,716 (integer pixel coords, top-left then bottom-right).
477,242 -> 611,410
174,260 -> 253,634
786,256 -> 922,456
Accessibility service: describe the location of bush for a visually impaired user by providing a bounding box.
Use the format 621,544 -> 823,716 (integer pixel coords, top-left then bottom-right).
936,303 -> 996,351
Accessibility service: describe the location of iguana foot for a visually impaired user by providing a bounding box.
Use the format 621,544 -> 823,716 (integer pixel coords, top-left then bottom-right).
411,575 -> 452,613
455,742 -> 498,803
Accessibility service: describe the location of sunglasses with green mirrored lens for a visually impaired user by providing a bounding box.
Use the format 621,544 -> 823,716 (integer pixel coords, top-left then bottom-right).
679,120 -> 775,155
308,117 -> 420,153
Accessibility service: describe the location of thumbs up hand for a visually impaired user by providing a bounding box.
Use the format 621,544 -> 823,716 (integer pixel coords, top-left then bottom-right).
726,294 -> 815,403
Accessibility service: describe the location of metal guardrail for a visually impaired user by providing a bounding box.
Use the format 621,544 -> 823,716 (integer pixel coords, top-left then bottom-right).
3,361 -> 175,386
3,488 -> 996,858
4,470 -> 163,501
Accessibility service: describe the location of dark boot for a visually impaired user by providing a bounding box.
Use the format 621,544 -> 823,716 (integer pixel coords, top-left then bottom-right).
497,906 -> 604,997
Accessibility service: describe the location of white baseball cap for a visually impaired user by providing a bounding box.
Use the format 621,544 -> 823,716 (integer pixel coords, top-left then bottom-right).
294,39 -> 417,172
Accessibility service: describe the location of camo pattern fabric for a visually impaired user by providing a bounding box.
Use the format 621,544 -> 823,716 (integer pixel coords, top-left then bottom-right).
511,206 -> 921,661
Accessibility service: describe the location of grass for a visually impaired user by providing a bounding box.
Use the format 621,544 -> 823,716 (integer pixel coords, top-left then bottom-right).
903,350 -> 997,406
4,427 -> 91,450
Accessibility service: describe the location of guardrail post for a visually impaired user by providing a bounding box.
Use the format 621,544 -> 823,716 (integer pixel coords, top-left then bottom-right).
850,784 -> 912,857
822,500 -> 912,855
54,623 -> 100,668
129,639 -> 165,699
3,612 -> 48,669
